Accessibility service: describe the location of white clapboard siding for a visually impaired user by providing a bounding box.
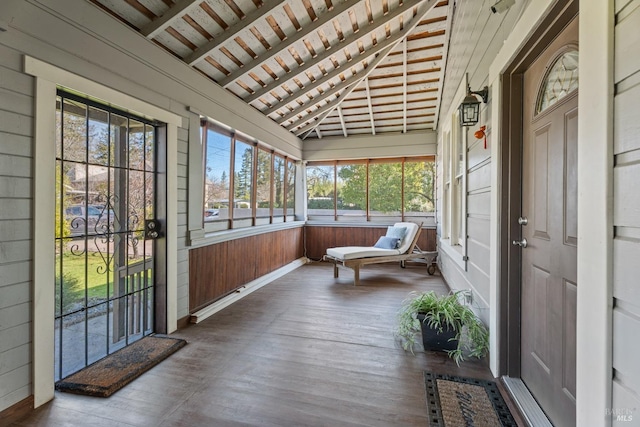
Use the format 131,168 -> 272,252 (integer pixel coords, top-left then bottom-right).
0,303 -> 30,333
176,125 -> 190,319
612,0 -> 640,413
613,305 -> 640,388
614,2 -> 640,84
613,233 -> 640,305
613,162 -> 640,228
0,26 -> 34,409
434,0 -> 527,315
614,79 -> 640,155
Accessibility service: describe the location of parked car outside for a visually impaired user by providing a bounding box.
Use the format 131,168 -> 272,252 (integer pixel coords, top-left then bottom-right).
65,205 -> 115,235
204,209 -> 220,221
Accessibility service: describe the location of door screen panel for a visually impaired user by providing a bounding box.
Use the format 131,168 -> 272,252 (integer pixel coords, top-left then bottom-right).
54,91 -> 158,381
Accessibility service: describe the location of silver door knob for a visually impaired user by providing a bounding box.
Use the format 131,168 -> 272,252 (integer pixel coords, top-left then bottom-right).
518,217 -> 528,226
512,238 -> 528,248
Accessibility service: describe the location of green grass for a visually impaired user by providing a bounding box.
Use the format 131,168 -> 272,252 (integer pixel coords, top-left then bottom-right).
55,253 -> 146,313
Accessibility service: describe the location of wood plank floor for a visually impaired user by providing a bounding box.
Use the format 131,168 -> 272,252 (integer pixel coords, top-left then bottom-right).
13,262 -> 499,427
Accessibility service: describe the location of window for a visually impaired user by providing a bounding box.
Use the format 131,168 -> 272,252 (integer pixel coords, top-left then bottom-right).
306,157 -> 435,222
452,114 -> 465,246
273,155 -> 285,217
233,139 -> 253,219
286,159 -> 296,216
369,160 -> 402,220
404,159 -> 435,218
202,121 -> 296,229
256,148 -> 272,218
537,49 -> 578,114
204,127 -> 231,221
336,162 -> 366,221
306,164 -> 335,218
439,108 -> 467,268
442,131 -> 451,239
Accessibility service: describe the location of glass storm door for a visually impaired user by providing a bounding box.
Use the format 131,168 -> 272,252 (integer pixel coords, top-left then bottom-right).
54,91 -> 159,381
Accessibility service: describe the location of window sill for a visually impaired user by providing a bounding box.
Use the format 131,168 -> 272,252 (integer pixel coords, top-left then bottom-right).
439,238 -> 467,271
188,220 -> 305,249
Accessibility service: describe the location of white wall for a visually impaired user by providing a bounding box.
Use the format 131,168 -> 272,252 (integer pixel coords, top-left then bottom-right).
0,0 -> 302,412
303,131 -> 437,161
610,0 -> 640,422
435,0 -> 528,333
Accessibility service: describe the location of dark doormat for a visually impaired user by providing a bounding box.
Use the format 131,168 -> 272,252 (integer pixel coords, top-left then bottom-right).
424,372 -> 517,426
55,335 -> 187,397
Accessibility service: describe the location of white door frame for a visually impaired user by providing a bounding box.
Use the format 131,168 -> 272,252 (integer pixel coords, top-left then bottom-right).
25,56 -> 181,408
487,0 -> 613,424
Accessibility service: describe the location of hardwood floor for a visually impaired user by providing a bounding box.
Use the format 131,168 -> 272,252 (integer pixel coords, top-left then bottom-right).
13,262 -> 498,427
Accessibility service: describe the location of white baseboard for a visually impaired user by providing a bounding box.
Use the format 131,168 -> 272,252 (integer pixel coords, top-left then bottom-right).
189,257 -> 310,324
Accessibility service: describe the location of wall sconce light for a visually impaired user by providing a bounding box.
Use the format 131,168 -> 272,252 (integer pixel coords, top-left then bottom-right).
458,85 -> 489,127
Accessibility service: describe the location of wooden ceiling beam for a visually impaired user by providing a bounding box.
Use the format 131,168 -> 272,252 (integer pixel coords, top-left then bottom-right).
402,38 -> 407,133
431,0 -> 452,130
293,0 -> 439,137
337,106 -> 348,138
184,1 -> 288,66
244,0 -> 429,105
278,3 -> 438,127
365,77 -> 376,135
217,0 -> 360,87
141,0 -> 201,39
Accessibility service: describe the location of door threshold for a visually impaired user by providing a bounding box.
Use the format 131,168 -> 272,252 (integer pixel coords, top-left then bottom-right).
502,376 -> 553,427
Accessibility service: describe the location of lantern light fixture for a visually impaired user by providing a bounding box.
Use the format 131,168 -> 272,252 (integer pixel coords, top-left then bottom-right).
458,85 -> 489,127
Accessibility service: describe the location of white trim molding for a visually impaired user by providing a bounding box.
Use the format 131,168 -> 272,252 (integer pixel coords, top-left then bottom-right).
24,56 -> 181,408
576,1 -> 614,425
190,257 -> 309,324
487,0 -> 558,378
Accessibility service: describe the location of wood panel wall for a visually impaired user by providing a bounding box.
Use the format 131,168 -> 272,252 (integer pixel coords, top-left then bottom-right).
189,227 -> 304,312
612,0 -> 640,413
304,225 -> 436,260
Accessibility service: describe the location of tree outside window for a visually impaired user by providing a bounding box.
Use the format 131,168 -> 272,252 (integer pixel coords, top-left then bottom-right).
256,149 -> 272,217
274,155 -> 285,217
306,165 -> 335,217
233,140 -> 253,219
306,157 -> 434,221
204,128 -> 231,220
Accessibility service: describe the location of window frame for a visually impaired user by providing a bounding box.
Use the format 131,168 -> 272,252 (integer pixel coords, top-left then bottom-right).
438,76 -> 470,271
306,156 -> 435,224
200,120 -> 299,234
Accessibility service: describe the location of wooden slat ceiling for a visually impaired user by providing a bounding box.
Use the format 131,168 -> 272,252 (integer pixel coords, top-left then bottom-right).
91,0 -> 451,140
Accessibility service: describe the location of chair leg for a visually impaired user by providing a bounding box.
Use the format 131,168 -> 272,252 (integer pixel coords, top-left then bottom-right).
353,266 -> 360,286
334,262 -> 339,278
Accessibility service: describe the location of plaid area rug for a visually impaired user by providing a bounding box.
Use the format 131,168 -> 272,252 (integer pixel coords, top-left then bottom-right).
56,335 -> 186,397
424,372 -> 517,427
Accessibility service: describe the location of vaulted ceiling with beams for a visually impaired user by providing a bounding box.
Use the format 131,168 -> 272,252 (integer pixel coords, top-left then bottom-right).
91,0 -> 451,140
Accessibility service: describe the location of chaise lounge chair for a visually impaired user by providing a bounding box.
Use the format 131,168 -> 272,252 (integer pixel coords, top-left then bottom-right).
322,222 -> 435,286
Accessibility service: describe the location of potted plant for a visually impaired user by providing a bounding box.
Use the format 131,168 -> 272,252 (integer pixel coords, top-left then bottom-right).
396,290 -> 489,365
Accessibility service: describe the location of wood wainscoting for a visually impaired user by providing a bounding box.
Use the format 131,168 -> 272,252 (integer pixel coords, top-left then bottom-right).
304,225 -> 436,260
189,227 -> 304,312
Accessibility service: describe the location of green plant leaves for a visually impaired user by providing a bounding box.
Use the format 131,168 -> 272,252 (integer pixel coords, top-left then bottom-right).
396,290 -> 489,365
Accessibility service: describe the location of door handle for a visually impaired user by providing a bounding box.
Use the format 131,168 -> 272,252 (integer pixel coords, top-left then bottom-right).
512,238 -> 528,248
518,216 -> 528,226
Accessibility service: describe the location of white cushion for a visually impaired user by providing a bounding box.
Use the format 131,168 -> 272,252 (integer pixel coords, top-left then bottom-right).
325,222 -> 420,261
393,222 -> 420,254
326,246 -> 400,260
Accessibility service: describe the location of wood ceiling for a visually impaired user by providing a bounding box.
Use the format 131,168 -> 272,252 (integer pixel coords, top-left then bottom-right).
91,0 -> 451,140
